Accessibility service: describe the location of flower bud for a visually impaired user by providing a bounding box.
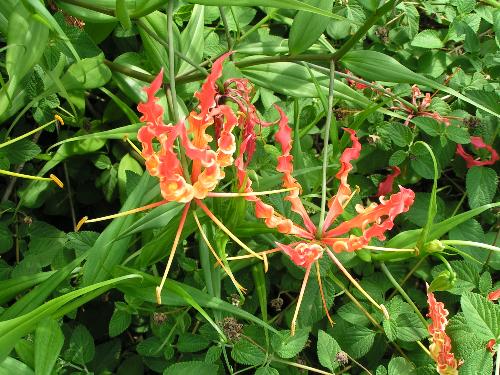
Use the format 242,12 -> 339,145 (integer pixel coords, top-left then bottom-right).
424,240 -> 445,253
429,270 -> 456,292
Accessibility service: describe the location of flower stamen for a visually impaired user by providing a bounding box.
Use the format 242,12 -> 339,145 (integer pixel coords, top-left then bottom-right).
0,169 -> 64,188
75,200 -> 168,231
291,264 -> 311,336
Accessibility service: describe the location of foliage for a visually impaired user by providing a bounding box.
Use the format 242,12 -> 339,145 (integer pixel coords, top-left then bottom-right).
0,0 -> 498,374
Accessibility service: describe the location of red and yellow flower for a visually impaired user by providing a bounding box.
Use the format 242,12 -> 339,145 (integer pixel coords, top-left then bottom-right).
232,108 -> 415,333
426,285 -> 462,374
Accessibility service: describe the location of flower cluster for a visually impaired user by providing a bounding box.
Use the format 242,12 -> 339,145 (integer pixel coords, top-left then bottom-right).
426,285 -> 462,374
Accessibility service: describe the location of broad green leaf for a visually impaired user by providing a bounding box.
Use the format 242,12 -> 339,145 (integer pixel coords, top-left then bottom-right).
388,357 -> 415,375
271,329 -> 309,358
34,318 -> 64,375
411,30 -> 444,49
178,5 -> 204,75
109,308 -> 132,337
176,333 -> 210,353
461,291 -> 500,341
231,339 -> 266,365
164,361 -> 218,375
255,366 -> 279,375
466,167 -> 497,209
116,0 -> 132,30
445,125 -> 470,144
289,0 -> 330,55
0,223 -> 13,254
0,271 -> 55,304
6,4 -> 49,89
317,330 -> 342,372
65,325 -> 95,365
0,357 -> 34,375
389,150 -> 407,166
412,117 -> 443,137
60,54 -> 112,91
389,123 -> 413,147
342,50 -> 500,117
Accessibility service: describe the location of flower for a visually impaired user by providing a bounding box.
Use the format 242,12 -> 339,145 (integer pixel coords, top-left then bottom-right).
377,166 -> 401,197
426,285 -> 462,374
393,85 -> 451,126
344,69 -> 369,90
234,110 -> 415,334
77,53 -> 283,303
456,136 -> 499,168
488,289 -> 500,302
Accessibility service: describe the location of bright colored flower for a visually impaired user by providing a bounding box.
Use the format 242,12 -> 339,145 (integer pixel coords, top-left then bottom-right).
377,166 -> 401,197
393,85 -> 451,126
77,53 -> 287,303
426,285 -> 462,374
488,289 -> 500,302
456,136 -> 499,168
344,69 -> 369,90
234,110 -> 415,334
486,339 -> 496,353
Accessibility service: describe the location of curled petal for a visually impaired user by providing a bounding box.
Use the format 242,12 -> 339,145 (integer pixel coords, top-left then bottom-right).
488,289 -> 500,301
377,166 -> 401,197
426,284 -> 462,374
324,186 -> 415,242
456,136 -> 499,168
322,128 -> 361,233
276,242 -> 323,268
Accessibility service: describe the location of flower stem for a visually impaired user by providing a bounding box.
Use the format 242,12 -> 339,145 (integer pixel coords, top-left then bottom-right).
441,240 -> 500,253
317,60 -> 335,237
167,0 -> 179,123
380,262 -> 428,328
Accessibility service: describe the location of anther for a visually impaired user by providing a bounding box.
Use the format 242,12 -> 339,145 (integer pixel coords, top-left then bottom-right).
49,174 -> 64,188
75,216 -> 88,232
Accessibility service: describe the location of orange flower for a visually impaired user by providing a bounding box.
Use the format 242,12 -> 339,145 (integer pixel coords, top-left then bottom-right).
376,166 -> 401,197
426,285 -> 462,374
488,289 -> 500,302
233,109 -> 415,333
77,53 -> 290,303
456,136 -> 499,168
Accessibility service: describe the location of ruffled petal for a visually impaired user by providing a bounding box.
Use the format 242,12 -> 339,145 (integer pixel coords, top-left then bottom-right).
376,166 -> 401,197
488,289 -> 500,301
426,284 -> 462,374
322,128 -> 361,234
276,242 -> 324,268
456,136 -> 499,168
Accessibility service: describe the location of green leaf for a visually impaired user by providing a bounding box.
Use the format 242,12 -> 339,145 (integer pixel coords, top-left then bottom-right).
65,325 -> 95,365
412,117 -> 443,137
59,54 -> 112,91
109,308 -> 132,337
116,0 -> 132,30
289,0 -> 330,55
395,313 -> 428,342
445,125 -> 470,144
0,357 -> 34,375
178,5 -> 204,75
231,339 -> 266,365
0,139 -> 41,164
34,318 -> 64,375
411,30 -> 444,49
0,222 -> 13,254
0,271 -> 55,304
164,361 -> 218,375
389,123 -> 413,147
466,167 -> 497,209
176,333 -> 210,353
388,357 -> 415,375
317,330 -> 342,372
272,329 -> 309,358
461,291 -> 500,341
255,366 -> 280,375
389,150 -> 407,166
184,0 -> 348,20
454,0 -> 476,14
136,336 -> 162,357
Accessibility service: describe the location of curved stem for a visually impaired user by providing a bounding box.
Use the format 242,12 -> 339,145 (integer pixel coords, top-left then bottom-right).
380,262 -> 427,328
167,0 -> 179,122
318,60 -> 335,237
441,240 -> 500,253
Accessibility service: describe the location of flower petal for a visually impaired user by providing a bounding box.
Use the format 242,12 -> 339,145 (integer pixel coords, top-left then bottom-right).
322,128 -> 361,234
377,166 -> 401,197
323,186 -> 415,252
456,136 -> 499,168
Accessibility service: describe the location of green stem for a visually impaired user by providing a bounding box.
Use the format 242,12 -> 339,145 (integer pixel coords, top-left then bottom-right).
380,262 -> 428,328
442,240 -> 500,252
237,10 -> 277,43
318,60 -> 335,237
104,59 -> 155,82
434,253 -> 455,275
219,6 -> 234,54
331,0 -> 398,61
167,0 -> 179,122
136,19 -> 208,76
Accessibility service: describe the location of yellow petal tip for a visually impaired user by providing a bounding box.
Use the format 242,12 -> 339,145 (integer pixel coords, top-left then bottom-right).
75,216 -> 88,232
49,174 -> 64,188
54,114 -> 64,125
